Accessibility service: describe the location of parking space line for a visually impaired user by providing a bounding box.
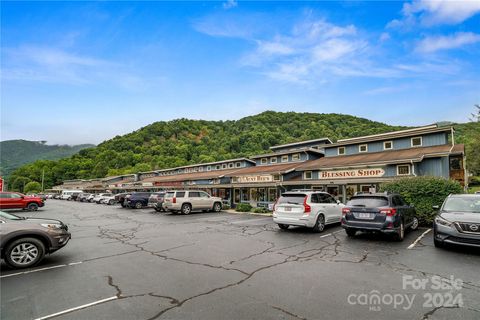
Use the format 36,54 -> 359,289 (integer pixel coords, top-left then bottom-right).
34,296 -> 118,320
1,261 -> 83,279
407,228 -> 432,249
320,230 -> 343,238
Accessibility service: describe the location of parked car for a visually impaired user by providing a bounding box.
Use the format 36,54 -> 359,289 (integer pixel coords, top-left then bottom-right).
87,194 -> 96,202
126,192 -> 152,209
163,190 -> 222,214
60,190 -> 82,200
53,194 -> 61,199
341,192 -> 418,241
0,211 -> 71,269
27,193 -> 47,201
102,194 -> 117,205
115,193 -> 131,208
273,191 -> 344,232
148,192 -> 166,212
77,193 -> 91,202
0,192 -> 45,211
433,194 -> 480,248
93,193 -> 113,204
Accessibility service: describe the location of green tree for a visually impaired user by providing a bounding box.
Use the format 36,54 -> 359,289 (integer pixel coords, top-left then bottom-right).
24,181 -> 42,194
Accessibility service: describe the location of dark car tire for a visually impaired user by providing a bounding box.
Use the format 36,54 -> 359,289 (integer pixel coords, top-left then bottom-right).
410,217 -> 419,231
108,200 -> 114,205
278,224 -> 289,230
5,237 -> 46,269
434,238 -> 444,248
394,221 -> 405,241
346,229 -> 357,237
154,207 -> 162,212
135,202 -> 143,209
213,202 -> 222,212
181,204 -> 192,215
27,203 -> 39,211
312,214 -> 325,233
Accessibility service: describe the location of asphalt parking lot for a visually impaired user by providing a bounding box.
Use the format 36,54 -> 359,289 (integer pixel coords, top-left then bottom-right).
1,200 -> 480,320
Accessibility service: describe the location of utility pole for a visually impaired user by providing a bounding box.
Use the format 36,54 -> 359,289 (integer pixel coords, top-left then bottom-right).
41,168 -> 45,192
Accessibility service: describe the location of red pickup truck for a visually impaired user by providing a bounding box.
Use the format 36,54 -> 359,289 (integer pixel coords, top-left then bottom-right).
0,192 -> 45,211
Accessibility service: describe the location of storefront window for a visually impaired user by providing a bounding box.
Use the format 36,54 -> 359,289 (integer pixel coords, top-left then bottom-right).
241,188 -> 249,201
257,188 -> 266,202
346,185 -> 356,200
234,189 -> 240,203
268,188 -> 277,202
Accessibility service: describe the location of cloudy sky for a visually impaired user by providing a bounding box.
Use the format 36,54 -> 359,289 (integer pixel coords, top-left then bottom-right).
1,1 -> 479,145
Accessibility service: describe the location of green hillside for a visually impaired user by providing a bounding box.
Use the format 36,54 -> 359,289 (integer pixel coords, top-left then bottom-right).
6,111 -> 479,191
0,140 -> 94,177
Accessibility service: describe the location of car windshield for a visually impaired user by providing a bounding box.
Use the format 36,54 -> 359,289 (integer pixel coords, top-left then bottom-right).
0,211 -> 24,220
347,197 -> 389,207
443,197 -> 480,213
278,194 -> 306,205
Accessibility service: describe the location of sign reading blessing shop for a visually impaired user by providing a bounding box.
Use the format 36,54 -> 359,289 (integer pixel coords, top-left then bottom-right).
319,168 -> 385,179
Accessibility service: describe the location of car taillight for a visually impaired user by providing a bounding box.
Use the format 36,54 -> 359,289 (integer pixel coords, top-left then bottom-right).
303,196 -> 311,214
380,208 -> 397,216
172,197 -> 176,204
342,208 -> 351,216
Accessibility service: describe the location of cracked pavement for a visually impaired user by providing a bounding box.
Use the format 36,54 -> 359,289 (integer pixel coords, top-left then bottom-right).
1,201 -> 480,320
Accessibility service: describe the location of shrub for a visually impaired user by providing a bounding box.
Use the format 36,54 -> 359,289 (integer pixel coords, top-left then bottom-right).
235,203 -> 252,212
24,181 -> 42,194
469,176 -> 480,186
252,207 -> 270,214
222,203 -> 231,210
380,176 -> 463,225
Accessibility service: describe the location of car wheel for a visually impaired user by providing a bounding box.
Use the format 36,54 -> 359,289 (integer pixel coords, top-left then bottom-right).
27,203 -> 39,211
108,200 -> 114,205
278,224 -> 289,230
312,214 -> 325,233
154,207 -> 162,212
410,217 -> 419,231
135,202 -> 143,209
5,238 -> 45,269
434,238 -> 444,248
181,204 -> 192,215
394,221 -> 405,241
346,229 -> 357,237
213,202 -> 222,212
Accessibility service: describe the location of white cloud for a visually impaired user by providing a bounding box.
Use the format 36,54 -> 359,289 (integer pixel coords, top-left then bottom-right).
379,32 -> 391,42
389,0 -> 480,27
223,0 -> 238,10
2,46 -> 153,91
416,32 -> 480,53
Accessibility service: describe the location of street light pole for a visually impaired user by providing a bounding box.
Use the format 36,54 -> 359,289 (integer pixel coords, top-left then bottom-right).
41,168 -> 45,192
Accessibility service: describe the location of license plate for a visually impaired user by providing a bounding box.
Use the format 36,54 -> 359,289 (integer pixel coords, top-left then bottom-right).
284,207 -> 292,212
358,212 -> 374,219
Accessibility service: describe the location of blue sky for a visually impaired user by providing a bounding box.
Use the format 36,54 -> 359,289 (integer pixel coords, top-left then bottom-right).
1,1 -> 479,145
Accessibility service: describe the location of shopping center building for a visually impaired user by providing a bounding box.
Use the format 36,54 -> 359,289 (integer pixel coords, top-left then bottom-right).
54,124 -> 466,206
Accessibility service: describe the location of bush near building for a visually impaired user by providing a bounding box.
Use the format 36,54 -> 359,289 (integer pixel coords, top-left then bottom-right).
24,181 -> 42,194
252,207 -> 270,214
380,176 -> 463,225
235,203 -> 252,212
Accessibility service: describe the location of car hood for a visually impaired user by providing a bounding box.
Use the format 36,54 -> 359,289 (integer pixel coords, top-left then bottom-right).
22,217 -> 65,225
440,211 -> 480,223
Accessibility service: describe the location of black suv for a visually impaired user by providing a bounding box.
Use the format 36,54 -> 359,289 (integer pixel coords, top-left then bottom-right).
433,194 -> 480,248
126,192 -> 152,209
342,193 -> 418,241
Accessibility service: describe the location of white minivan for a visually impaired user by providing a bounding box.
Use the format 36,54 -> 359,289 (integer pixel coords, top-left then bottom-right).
60,190 -> 83,200
273,191 -> 344,232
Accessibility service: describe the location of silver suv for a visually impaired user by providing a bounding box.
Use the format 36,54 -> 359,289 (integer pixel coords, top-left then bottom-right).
273,190 -> 345,232
163,190 -> 223,214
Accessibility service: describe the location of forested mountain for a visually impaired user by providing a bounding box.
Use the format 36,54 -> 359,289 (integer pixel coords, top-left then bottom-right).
7,111 -> 479,191
0,140 -> 94,177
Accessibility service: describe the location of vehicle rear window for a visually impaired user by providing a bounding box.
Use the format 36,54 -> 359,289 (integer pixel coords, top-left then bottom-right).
347,197 -> 389,207
278,194 -> 306,205
176,192 -> 185,198
166,192 -> 175,197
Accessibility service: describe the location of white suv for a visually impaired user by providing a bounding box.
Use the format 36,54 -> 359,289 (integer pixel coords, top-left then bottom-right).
273,191 -> 344,232
163,190 -> 223,214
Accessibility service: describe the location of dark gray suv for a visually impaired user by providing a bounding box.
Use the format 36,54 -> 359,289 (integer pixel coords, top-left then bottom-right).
433,194 -> 480,248
0,211 -> 71,269
342,192 -> 418,241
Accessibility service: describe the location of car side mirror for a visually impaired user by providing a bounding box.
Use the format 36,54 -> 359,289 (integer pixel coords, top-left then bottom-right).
336,200 -> 341,205
432,205 -> 439,210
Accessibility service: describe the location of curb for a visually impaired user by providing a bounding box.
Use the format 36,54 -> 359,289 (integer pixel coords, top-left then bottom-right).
224,209 -> 273,217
